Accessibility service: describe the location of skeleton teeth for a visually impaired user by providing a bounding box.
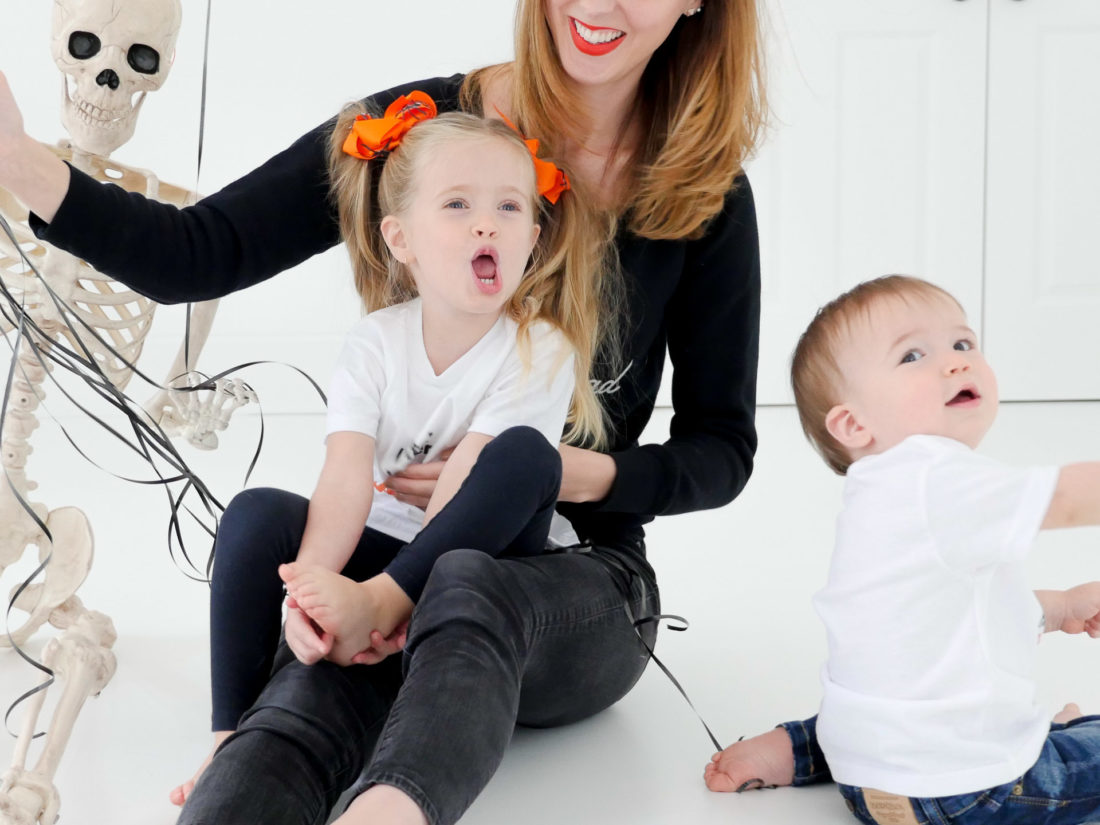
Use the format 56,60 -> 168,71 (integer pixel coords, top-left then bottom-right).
76,98 -> 128,124
573,20 -> 624,45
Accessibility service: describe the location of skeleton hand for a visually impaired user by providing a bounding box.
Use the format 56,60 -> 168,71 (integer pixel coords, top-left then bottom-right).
145,374 -> 256,450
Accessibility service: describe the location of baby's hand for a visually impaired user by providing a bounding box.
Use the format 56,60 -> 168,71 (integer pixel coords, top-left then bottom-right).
703,728 -> 795,793
1058,582 -> 1100,637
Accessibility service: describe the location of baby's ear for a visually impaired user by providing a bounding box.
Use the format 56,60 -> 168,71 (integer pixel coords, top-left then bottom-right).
825,403 -> 872,450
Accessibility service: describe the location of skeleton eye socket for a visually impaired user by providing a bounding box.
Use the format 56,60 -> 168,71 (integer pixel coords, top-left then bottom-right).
68,31 -> 102,60
127,44 -> 160,75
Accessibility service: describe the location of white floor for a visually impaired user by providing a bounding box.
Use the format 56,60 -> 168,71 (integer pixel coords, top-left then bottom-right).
1,401 -> 1098,825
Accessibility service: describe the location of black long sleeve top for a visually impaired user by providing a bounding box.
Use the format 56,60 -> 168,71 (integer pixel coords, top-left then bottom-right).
32,74 -> 760,550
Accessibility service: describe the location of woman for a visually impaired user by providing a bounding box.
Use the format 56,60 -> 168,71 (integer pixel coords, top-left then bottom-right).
0,1 -> 766,822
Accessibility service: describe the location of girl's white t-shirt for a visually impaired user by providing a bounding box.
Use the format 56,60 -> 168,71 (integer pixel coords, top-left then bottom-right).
326,298 -> 576,543
814,435 -> 1059,797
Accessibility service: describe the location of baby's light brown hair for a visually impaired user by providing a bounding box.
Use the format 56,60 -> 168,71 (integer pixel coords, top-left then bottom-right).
790,275 -> 964,475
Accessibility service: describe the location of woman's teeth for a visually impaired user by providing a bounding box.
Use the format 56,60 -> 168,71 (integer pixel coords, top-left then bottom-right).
574,20 -> 624,45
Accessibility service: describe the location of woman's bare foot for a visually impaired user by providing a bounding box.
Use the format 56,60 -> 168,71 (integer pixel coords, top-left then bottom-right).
704,727 -> 796,793
1053,702 -> 1083,724
169,730 -> 232,807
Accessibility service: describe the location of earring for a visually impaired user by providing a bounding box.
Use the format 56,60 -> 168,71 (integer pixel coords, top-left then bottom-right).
685,6 -> 702,16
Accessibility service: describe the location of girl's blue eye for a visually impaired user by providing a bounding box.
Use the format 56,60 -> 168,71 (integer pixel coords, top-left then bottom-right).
900,350 -> 923,364
444,200 -> 467,209
500,201 -> 520,212
954,339 -> 973,352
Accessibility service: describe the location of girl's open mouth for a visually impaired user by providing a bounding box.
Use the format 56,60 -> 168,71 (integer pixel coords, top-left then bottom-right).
472,249 -> 502,295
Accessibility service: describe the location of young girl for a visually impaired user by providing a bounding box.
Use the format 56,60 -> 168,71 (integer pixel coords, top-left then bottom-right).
181,97 -> 615,803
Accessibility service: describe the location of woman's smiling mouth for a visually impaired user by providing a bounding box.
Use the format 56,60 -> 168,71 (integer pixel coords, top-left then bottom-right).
570,17 -> 626,56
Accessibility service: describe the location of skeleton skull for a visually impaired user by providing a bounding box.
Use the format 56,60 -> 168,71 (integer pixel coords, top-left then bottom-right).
51,0 -> 183,156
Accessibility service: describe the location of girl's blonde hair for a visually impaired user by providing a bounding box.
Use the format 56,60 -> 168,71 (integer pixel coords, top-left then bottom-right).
791,276 -> 964,475
328,108 -> 615,448
462,0 -> 767,240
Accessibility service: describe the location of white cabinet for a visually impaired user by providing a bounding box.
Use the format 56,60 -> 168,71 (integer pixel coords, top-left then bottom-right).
746,0 -> 988,405
984,0 -> 1100,400
730,0 -> 1100,407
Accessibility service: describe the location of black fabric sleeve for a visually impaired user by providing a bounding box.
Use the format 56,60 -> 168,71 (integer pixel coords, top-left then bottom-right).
30,75 -> 466,305
599,177 -> 760,516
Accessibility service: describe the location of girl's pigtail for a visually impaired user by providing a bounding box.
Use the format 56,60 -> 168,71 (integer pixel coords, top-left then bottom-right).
327,104 -> 407,312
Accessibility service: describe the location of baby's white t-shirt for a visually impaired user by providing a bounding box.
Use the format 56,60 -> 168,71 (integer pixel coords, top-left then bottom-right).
814,435 -> 1059,797
325,298 -> 575,543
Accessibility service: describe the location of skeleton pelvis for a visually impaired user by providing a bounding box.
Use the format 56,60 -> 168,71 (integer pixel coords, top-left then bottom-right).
0,507 -> 94,648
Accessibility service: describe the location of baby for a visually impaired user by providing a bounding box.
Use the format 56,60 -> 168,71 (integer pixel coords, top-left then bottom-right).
706,275 -> 1100,824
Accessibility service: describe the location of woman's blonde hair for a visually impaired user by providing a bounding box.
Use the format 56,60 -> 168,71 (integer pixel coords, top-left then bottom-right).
328,108 -> 615,448
791,276 -> 964,475
463,0 -> 767,240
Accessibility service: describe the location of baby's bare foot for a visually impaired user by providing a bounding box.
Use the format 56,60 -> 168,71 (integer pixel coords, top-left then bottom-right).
169,730 -> 231,807
1053,702 -> 1083,724
704,727 -> 795,793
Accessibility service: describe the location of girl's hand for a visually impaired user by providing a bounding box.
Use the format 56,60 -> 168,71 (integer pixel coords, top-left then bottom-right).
382,448 -> 454,510
557,443 -> 617,503
283,601 -> 333,665
350,621 -> 410,665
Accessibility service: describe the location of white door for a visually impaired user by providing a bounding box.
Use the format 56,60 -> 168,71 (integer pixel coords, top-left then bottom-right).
984,0 -> 1100,400
746,0 -> 989,405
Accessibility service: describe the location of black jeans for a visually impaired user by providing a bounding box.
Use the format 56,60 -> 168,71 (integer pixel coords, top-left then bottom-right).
185,430 -> 659,825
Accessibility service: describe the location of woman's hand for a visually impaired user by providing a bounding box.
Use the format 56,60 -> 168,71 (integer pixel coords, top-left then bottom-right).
0,71 -> 68,222
283,600 -> 333,665
384,442 -> 617,509
557,443 -> 617,503
382,448 -> 454,510
0,71 -> 26,155
349,621 -> 409,665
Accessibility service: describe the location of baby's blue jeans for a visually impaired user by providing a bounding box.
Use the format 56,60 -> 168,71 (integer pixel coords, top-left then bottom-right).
782,714 -> 1100,824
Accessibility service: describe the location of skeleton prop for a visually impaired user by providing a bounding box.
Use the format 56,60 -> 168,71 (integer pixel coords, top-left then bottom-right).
0,2 -> 253,821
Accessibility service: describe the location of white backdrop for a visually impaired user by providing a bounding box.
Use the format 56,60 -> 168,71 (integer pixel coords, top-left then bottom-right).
3,0 -> 519,414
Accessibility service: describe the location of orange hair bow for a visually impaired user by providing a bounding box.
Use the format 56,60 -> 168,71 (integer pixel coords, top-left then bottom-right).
342,90 -> 438,160
524,135 -> 571,205
495,109 -> 570,205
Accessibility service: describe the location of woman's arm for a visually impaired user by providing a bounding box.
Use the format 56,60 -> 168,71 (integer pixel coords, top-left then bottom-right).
8,74 -> 466,304
0,72 -> 69,221
595,176 -> 761,517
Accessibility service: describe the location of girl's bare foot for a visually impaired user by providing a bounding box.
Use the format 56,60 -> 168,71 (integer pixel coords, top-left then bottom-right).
335,784 -> 428,825
169,730 -> 232,807
704,727 -> 796,793
1053,702 -> 1083,724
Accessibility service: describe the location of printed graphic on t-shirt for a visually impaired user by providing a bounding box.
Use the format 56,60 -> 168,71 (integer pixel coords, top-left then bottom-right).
382,434 -> 434,477
590,359 -> 633,395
